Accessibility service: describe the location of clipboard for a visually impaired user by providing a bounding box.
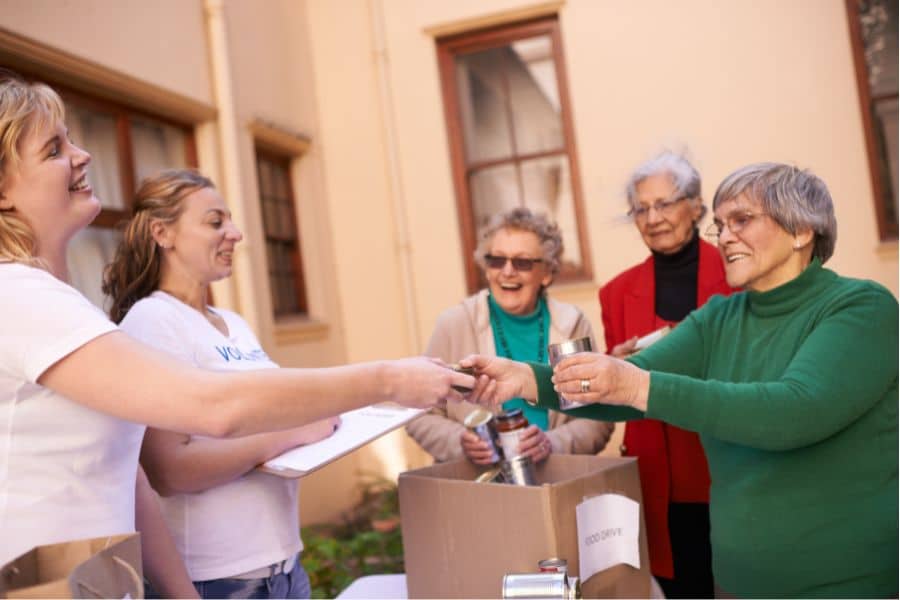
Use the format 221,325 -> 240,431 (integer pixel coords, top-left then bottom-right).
633,325 -> 671,351
258,404 -> 425,478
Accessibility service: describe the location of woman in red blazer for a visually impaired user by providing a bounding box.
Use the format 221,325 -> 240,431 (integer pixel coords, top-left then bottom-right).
599,152 -> 734,598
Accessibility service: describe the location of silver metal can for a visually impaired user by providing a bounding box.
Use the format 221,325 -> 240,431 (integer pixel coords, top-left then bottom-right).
546,336 -> 593,409
538,557 -> 568,573
502,573 -> 580,599
463,408 -> 501,464
500,455 -> 537,486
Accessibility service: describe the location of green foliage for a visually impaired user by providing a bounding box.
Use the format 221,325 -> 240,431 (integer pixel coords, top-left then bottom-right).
300,474 -> 404,599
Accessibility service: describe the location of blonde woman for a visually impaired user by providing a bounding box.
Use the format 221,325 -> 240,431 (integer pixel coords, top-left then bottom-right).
0,71 -> 471,595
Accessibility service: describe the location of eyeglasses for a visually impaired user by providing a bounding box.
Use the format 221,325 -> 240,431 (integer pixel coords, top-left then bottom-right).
628,196 -> 687,220
704,212 -> 766,242
483,254 -> 544,271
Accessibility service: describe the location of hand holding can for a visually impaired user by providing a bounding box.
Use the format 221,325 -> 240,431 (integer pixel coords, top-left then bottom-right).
547,337 -> 592,409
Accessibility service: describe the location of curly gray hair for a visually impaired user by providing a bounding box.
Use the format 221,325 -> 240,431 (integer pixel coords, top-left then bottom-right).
473,207 -> 564,277
712,162 -> 837,263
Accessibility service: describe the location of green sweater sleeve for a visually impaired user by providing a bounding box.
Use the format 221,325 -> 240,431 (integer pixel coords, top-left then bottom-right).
646,285 -> 898,450
526,362 -> 644,422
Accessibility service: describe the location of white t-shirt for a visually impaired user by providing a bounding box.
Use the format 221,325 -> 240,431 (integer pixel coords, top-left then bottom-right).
119,291 -> 301,581
0,263 -> 143,564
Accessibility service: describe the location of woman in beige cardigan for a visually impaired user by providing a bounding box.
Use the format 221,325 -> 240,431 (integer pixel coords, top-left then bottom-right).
407,208 -> 612,463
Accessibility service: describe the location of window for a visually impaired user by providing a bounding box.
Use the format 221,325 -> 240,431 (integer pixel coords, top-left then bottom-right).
437,16 -> 592,292
255,150 -> 308,317
59,90 -> 196,308
846,0 -> 898,241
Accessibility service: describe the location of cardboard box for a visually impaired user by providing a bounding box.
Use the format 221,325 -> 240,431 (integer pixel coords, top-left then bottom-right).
399,454 -> 650,599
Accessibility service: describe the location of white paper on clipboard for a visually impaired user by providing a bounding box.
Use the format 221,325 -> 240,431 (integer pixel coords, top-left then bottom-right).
259,404 -> 424,478
633,325 -> 671,351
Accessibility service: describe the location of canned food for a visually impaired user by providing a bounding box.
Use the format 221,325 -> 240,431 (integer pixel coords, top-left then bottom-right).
494,408 -> 529,459
547,337 -> 593,409
538,557 -> 567,573
450,363 -> 475,393
501,572 -> 580,599
474,467 -> 503,483
500,455 -> 537,486
463,408 -> 501,464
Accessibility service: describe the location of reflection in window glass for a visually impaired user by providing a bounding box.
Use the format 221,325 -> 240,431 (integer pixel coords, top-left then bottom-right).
520,156 -> 581,271
130,117 -> 188,184
66,104 -> 124,211
67,226 -> 121,310
469,164 -> 519,232
456,51 -> 514,164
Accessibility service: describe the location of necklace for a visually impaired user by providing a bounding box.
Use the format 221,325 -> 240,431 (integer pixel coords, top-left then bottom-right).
489,297 -> 546,363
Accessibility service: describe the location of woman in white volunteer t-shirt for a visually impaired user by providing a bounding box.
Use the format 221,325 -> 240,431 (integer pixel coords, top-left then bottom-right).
103,170 -> 332,599
0,72 -> 473,596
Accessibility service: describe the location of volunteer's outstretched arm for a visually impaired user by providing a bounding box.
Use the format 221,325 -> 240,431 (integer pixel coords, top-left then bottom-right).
40,331 -> 470,438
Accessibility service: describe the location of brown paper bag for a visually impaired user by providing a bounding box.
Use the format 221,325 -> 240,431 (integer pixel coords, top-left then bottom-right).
0,533 -> 144,599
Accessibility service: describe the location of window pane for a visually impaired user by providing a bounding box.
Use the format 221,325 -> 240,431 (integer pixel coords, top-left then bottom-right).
469,163 -> 521,232
258,157 -> 273,198
860,0 -> 898,97
66,103 -> 125,211
520,155 -> 582,271
67,226 -> 122,310
130,116 -> 188,184
855,0 -> 899,236
874,97 -> 898,221
280,201 -> 296,240
455,49 -> 514,164
508,36 -> 564,155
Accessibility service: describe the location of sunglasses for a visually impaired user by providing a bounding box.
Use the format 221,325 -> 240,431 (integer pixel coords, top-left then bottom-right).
483,254 -> 543,271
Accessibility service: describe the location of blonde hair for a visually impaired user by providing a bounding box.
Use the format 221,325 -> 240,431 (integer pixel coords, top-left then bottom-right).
103,169 -> 214,323
0,70 -> 66,267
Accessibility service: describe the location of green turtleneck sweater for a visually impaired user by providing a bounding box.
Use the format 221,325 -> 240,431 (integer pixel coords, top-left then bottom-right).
530,260 -> 898,598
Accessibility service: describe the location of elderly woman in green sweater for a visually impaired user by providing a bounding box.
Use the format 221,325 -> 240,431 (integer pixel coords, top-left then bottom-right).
466,162 -> 898,599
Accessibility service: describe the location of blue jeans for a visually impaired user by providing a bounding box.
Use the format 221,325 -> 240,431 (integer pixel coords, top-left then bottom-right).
193,559 -> 311,599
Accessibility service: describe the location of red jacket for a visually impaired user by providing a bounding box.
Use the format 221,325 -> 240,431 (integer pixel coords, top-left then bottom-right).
598,239 -> 733,579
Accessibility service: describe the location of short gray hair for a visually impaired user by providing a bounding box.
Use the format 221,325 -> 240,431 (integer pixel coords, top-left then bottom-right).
625,151 -> 706,220
712,162 -> 837,263
473,207 -> 564,276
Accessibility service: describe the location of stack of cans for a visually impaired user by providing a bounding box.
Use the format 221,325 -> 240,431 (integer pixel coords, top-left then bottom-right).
466,408 -> 538,486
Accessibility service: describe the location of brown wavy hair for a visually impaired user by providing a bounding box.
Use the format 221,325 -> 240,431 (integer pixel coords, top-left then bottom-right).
0,70 -> 65,268
103,169 -> 213,323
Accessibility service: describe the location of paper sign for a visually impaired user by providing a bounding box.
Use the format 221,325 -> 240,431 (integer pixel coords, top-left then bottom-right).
575,493 -> 641,581
260,404 -> 424,477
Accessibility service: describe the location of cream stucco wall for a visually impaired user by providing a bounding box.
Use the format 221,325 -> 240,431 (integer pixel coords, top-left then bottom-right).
0,0 -> 212,105
1,0 -> 895,526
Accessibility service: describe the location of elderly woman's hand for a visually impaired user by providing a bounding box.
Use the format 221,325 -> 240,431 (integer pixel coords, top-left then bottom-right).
515,425 -> 552,462
459,354 -> 537,407
610,337 -> 638,359
552,352 -> 651,412
459,430 -> 498,465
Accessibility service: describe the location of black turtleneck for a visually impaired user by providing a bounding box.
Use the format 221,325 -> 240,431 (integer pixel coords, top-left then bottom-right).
652,230 -> 699,322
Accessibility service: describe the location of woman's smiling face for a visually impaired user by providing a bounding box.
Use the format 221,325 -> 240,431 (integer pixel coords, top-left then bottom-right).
484,227 -> 551,315
0,116 -> 99,246
714,193 -> 811,292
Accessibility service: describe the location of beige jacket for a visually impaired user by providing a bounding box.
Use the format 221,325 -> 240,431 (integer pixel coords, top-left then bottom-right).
406,289 -> 614,462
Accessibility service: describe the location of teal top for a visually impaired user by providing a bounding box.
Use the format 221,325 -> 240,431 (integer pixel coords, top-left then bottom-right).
488,293 -> 550,430
529,260 -> 898,598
